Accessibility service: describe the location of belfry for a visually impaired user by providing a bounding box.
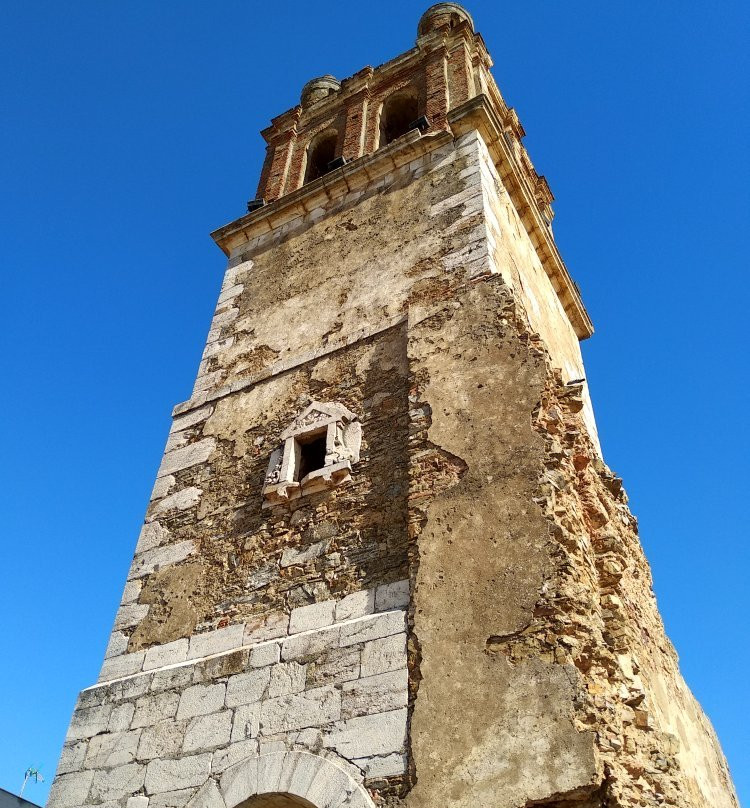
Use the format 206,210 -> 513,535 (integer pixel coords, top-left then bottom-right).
48,5 -> 738,807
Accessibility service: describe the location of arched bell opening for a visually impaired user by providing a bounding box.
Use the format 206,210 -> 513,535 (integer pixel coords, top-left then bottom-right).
303,129 -> 339,184
378,88 -> 420,147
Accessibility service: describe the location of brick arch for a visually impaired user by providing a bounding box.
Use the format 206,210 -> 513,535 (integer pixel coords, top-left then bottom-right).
377,85 -> 421,148
302,128 -> 339,185
216,750 -> 376,808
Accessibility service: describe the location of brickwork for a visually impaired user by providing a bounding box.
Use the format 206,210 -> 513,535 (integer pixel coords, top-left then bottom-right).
447,40 -> 473,108
256,127 -> 297,204
252,2 -> 548,212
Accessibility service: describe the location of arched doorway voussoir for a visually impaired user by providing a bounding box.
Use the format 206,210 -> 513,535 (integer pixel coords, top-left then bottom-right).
218,750 -> 376,808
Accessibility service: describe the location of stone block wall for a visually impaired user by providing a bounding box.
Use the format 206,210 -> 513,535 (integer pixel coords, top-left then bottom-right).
52,602 -> 408,808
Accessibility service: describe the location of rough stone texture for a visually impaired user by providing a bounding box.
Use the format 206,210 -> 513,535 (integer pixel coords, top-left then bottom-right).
341,669 -> 408,720
156,439 -> 216,479
128,541 -> 196,582
401,274 -> 738,806
49,10 -> 738,808
176,684 -> 226,720
182,712 -> 232,753
85,730 -> 141,768
225,669 -> 270,708
259,686 -> 341,735
324,710 -> 408,760
90,763 -> 145,803
47,771 -> 94,807
145,755 -> 212,795
281,628 -> 341,662
268,662 -> 307,698
100,651 -> 146,682
108,319 -> 411,660
57,741 -> 88,775
288,601 -> 336,634
138,720 -> 189,761
66,705 -> 112,741
104,631 -> 129,659
339,612 -> 405,648
187,625 -> 244,660
374,581 -> 409,612
210,739 -> 258,775
144,639 -> 189,671
132,692 -> 180,729
335,589 -> 375,622
218,751 -> 373,808
135,522 -> 171,554
404,280 -> 600,805
109,703 -> 136,733
230,703 -> 260,743
360,634 -> 406,679
149,788 -> 197,808
247,642 -> 280,668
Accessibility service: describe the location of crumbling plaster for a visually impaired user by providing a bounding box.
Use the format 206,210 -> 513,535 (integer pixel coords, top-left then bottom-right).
397,276 -> 737,807
128,325 -> 411,650
193,128 -> 598,451
404,280 -> 600,806
195,136 -> 478,401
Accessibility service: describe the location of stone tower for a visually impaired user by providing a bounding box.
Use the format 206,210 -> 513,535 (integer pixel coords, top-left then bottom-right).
48,5 -> 738,808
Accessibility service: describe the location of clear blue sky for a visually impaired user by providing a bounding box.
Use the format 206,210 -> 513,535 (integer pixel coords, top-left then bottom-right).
1,1 -> 748,804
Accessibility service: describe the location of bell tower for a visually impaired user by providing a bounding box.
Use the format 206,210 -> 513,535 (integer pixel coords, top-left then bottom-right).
48,5 -> 738,808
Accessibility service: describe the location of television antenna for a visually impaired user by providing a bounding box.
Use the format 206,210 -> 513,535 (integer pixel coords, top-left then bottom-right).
20,767 -> 44,798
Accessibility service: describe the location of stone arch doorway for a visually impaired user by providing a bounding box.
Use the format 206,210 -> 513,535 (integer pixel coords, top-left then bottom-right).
219,750 -> 376,808
239,796 -> 316,808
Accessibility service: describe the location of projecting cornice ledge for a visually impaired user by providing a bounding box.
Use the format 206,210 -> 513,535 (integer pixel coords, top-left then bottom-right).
448,94 -> 594,339
210,128 -> 453,257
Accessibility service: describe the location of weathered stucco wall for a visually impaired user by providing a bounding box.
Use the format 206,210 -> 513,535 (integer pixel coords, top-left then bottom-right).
397,275 -> 738,807
191,131 -> 491,401
129,324 -> 410,651
479,135 -> 600,449
106,132 -> 491,670
404,279 -> 599,806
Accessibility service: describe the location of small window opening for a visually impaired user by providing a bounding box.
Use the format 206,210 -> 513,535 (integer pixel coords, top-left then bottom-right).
380,91 -> 419,146
296,433 -> 327,480
304,131 -> 338,184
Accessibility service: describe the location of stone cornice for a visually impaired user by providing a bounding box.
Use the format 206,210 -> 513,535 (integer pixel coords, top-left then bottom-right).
172,315 -> 409,417
210,128 -> 453,256
448,95 -> 594,339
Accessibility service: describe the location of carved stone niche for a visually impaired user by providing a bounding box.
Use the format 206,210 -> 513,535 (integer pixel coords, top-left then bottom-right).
263,402 -> 362,507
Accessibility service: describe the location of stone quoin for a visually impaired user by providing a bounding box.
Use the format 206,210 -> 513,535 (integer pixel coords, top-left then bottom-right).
48,4 -> 738,808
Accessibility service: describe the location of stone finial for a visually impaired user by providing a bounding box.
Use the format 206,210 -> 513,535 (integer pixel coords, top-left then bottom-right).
300,75 -> 341,108
417,3 -> 475,38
